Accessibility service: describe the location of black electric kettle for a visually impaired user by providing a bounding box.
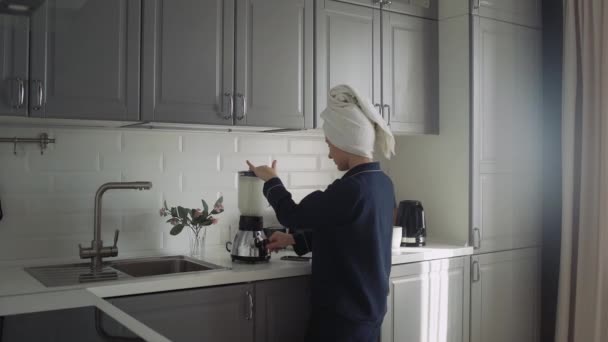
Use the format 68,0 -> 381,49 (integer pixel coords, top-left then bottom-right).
395,200 -> 426,247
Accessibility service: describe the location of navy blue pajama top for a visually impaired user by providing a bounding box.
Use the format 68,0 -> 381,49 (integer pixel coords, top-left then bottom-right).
263,162 -> 395,323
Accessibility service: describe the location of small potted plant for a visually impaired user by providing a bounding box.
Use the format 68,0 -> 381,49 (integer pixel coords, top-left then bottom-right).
160,196 -> 224,257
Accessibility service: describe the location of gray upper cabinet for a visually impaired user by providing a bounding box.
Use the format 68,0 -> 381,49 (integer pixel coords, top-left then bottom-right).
109,283 -> 255,342
317,0 -> 438,134
316,0 -> 381,126
332,0 -> 437,19
255,276 -> 311,342
382,11 -> 438,134
29,0 -> 141,120
0,15 -> 28,117
141,0 -> 235,125
234,0 -> 313,129
473,0 -> 541,28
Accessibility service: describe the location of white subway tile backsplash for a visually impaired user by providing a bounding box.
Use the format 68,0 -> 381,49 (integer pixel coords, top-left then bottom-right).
272,155 -> 317,171
238,136 -> 289,154
182,133 -> 236,154
0,126 -> 334,261
0,153 -> 27,172
289,139 -> 327,154
101,154 -> 163,173
221,154 -> 271,172
53,171 -> 121,194
53,130 -> 121,154
122,131 -> 180,154
164,153 -> 219,173
29,150 -> 100,172
0,171 -> 51,194
289,172 -> 336,188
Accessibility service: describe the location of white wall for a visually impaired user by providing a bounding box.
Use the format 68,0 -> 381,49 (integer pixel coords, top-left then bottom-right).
387,14 -> 470,245
0,126 -> 340,262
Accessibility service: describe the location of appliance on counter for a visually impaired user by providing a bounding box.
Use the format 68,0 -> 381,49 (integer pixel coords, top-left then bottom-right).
225,171 -> 271,263
395,200 -> 427,247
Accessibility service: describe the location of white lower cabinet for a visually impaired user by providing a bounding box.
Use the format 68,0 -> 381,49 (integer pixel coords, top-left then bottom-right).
470,248 -> 540,342
381,257 -> 469,342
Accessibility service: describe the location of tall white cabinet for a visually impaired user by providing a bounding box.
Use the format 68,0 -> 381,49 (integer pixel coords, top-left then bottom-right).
471,16 -> 543,254
470,248 -> 540,342
467,1 -> 543,342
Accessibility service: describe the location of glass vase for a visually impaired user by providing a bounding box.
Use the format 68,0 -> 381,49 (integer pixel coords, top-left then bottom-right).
188,226 -> 207,258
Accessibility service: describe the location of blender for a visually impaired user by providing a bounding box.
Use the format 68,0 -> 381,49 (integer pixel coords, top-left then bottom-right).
225,171 -> 271,262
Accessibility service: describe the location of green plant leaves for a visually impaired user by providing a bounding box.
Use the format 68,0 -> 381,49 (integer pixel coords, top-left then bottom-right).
170,207 -> 178,218
201,200 -> 209,217
170,224 -> 185,236
177,206 -> 189,219
163,200 -> 169,210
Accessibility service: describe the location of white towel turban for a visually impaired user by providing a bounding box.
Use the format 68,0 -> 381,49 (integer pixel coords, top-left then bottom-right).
320,85 -> 396,159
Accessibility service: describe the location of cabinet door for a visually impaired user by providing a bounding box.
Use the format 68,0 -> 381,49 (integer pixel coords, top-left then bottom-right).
331,0 -> 437,19
29,0 -> 140,121
383,11 -> 438,134
316,0 -> 381,127
473,0 -> 541,28
234,0 -> 313,129
255,276 -> 311,342
471,17 -> 543,253
141,0 -> 235,125
109,284 -> 255,342
0,15 -> 28,117
382,257 -> 467,342
470,248 -> 540,342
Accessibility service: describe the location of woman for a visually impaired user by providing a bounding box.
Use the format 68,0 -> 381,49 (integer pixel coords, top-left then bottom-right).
247,85 -> 396,342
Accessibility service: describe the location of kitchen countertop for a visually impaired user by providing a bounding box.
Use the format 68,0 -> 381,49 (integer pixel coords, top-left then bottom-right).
0,243 -> 472,341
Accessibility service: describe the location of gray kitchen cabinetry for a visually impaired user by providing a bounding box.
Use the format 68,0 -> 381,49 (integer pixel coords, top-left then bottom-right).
141,0 -> 234,125
381,257 -> 469,342
255,276 -> 311,342
142,0 -> 313,129
382,11 -> 438,133
472,0 -> 541,28
109,283 -> 255,342
29,0 -> 141,121
234,0 -> 314,129
470,248 -> 540,342
0,15 -> 28,117
316,0 -> 438,134
315,0 -> 380,126
109,276 -> 312,342
332,0 -> 437,19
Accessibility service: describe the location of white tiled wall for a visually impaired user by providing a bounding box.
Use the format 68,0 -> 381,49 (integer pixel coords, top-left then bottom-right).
0,126 -> 339,262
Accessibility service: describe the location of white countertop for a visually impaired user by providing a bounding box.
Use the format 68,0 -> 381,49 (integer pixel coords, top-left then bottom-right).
0,243 -> 472,341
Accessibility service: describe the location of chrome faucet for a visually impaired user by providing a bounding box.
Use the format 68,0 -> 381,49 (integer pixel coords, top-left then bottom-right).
80,182 -> 153,272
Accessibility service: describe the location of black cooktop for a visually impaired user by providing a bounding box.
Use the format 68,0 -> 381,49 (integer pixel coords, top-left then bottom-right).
1,306 -> 145,342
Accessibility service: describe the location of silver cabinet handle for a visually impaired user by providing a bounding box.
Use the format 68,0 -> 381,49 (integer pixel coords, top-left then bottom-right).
236,93 -> 246,121
473,227 -> 481,250
222,92 -> 233,120
383,104 -> 391,126
33,80 -> 43,110
245,291 -> 253,320
472,0 -> 480,10
374,103 -> 382,116
14,78 -> 25,109
382,0 -> 392,5
472,260 -> 480,282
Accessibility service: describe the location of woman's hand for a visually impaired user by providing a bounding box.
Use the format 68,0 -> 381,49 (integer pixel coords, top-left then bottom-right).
246,160 -> 278,182
266,231 -> 295,252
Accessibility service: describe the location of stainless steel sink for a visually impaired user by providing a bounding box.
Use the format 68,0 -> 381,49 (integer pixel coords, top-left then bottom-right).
110,256 -> 223,278
25,255 -> 225,287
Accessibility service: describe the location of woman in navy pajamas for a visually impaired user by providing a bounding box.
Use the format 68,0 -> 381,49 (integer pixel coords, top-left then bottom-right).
247,85 -> 396,342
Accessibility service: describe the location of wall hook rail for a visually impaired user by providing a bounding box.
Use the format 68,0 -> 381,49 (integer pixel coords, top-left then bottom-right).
0,133 -> 56,155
